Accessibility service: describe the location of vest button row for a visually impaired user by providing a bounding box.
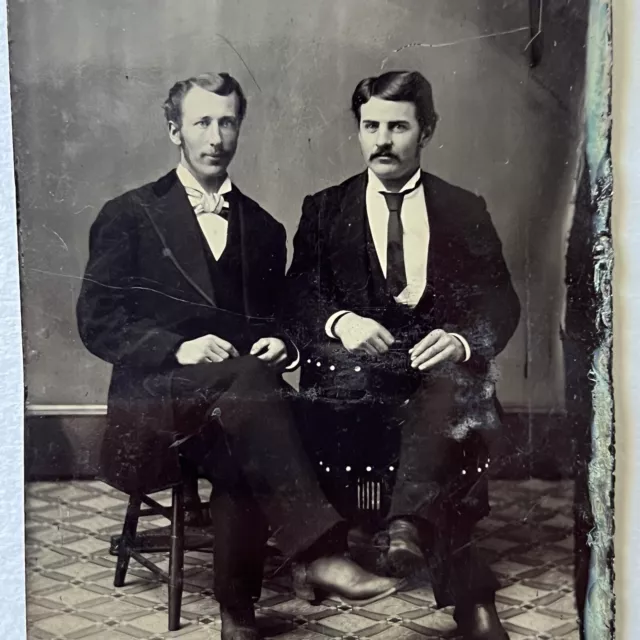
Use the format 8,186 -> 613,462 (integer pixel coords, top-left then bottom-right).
319,461 -> 395,472
307,359 -> 361,373
318,462 -> 489,475
461,460 -> 491,475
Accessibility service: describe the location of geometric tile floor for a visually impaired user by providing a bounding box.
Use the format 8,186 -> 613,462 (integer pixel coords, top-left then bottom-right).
25,479 -> 579,640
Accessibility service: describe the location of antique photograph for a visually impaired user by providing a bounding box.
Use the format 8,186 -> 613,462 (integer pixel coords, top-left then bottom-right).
13,1 -> 613,639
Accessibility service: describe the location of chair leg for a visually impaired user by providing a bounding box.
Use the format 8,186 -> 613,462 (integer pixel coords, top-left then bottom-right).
114,495 -> 141,587
168,484 -> 185,632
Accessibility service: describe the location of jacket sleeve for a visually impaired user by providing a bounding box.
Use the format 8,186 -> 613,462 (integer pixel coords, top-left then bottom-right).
284,194 -> 342,349
76,199 -> 185,368
443,197 -> 520,366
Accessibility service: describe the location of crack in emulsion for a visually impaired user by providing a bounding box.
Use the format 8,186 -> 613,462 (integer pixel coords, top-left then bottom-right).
380,26 -> 532,69
28,267 -> 274,320
216,33 -> 262,92
41,225 -> 69,253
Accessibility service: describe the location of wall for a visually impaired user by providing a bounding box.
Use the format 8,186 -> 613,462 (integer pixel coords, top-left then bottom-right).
10,0 -> 585,412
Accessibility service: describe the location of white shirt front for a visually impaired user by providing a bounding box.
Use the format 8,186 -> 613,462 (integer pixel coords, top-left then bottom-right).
177,163 -> 232,260
365,168 -> 429,307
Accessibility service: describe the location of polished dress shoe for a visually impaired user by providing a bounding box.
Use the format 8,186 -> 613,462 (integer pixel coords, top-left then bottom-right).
220,604 -> 260,640
387,519 -> 425,577
454,601 -> 509,640
292,555 -> 399,606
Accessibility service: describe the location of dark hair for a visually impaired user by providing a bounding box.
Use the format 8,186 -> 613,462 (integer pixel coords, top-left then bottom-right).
163,72 -> 247,127
351,70 -> 438,135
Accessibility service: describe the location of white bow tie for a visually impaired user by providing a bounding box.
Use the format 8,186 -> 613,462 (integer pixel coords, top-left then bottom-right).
185,186 -> 230,217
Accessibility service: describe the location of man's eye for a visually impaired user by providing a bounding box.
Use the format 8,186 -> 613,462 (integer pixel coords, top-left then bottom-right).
393,124 -> 408,132
196,120 -> 208,128
364,123 -> 377,131
220,120 -> 236,129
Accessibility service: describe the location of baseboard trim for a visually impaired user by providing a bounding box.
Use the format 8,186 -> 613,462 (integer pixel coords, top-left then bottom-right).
25,403 -> 552,417
26,404 -> 108,416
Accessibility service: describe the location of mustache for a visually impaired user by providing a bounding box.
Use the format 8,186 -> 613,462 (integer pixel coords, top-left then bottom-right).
370,148 -> 399,162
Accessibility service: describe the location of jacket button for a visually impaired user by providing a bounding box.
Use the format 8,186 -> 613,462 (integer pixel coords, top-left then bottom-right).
354,366 -> 361,372
330,365 -> 335,371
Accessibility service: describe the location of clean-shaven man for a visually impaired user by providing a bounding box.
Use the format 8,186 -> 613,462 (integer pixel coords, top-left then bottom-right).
77,72 -> 398,640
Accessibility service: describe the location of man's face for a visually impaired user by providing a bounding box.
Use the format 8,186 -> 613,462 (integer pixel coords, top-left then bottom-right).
358,97 -> 426,183
169,85 -> 240,184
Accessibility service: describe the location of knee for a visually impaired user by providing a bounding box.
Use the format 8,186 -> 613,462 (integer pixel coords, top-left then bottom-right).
233,355 -> 279,387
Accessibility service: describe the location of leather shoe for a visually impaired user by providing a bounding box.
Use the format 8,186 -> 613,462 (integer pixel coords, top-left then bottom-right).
292,555 -> 399,606
387,519 -> 425,577
220,604 -> 260,640
454,601 -> 509,640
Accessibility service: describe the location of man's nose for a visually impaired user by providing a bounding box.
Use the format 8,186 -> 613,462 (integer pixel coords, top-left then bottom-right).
375,127 -> 392,147
209,124 -> 222,147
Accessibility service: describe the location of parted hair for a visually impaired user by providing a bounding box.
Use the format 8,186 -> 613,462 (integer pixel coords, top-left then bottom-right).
351,70 -> 438,135
163,72 -> 247,127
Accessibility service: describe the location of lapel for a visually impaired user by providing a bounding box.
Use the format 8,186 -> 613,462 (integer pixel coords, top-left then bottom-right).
363,191 -> 389,302
330,172 -> 382,308
224,186 -> 252,316
419,171 -> 454,309
147,170 -> 217,308
219,185 -> 276,320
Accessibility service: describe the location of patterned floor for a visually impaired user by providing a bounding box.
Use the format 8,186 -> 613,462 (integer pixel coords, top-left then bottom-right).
25,479 -> 579,640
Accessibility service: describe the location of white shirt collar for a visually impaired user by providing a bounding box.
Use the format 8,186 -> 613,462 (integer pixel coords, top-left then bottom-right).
176,162 -> 233,197
366,168 -> 422,194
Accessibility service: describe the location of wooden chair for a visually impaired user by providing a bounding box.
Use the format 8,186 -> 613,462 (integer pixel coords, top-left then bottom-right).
109,474 -> 213,631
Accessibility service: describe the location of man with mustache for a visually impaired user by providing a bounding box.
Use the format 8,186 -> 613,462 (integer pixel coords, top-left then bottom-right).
286,71 -> 520,640
76,72 -> 398,640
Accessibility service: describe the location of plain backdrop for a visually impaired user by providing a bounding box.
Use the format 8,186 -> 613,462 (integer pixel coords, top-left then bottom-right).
9,0 -> 587,413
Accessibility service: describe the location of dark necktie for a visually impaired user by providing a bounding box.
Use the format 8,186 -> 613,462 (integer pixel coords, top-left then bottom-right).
381,191 -> 408,296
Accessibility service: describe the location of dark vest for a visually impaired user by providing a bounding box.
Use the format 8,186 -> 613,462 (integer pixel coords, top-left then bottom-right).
200,228 -> 245,315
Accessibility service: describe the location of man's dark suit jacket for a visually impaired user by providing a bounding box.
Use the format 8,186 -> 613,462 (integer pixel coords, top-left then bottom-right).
285,171 -> 521,439
77,170 -> 288,495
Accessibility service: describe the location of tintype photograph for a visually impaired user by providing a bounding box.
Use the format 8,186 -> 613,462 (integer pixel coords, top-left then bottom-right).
13,1 -> 614,639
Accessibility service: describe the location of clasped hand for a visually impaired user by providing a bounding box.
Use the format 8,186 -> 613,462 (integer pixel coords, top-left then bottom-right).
175,334 -> 288,368
334,313 -> 465,370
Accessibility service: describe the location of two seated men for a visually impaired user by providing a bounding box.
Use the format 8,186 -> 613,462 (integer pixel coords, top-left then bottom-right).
77,70 -> 519,640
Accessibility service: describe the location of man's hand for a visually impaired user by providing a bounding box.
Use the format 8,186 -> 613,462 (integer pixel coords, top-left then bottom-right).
250,337 -> 289,369
175,334 -> 239,365
410,329 -> 465,370
334,313 -> 395,356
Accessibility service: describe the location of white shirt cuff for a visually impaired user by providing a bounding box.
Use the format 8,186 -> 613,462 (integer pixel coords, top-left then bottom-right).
284,342 -> 300,371
325,310 -> 352,339
450,333 -> 471,362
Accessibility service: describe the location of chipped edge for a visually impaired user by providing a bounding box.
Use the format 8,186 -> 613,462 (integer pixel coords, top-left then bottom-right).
584,0 -> 615,638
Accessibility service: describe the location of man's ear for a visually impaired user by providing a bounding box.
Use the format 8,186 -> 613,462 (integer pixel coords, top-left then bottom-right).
168,121 -> 181,147
419,127 -> 433,148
